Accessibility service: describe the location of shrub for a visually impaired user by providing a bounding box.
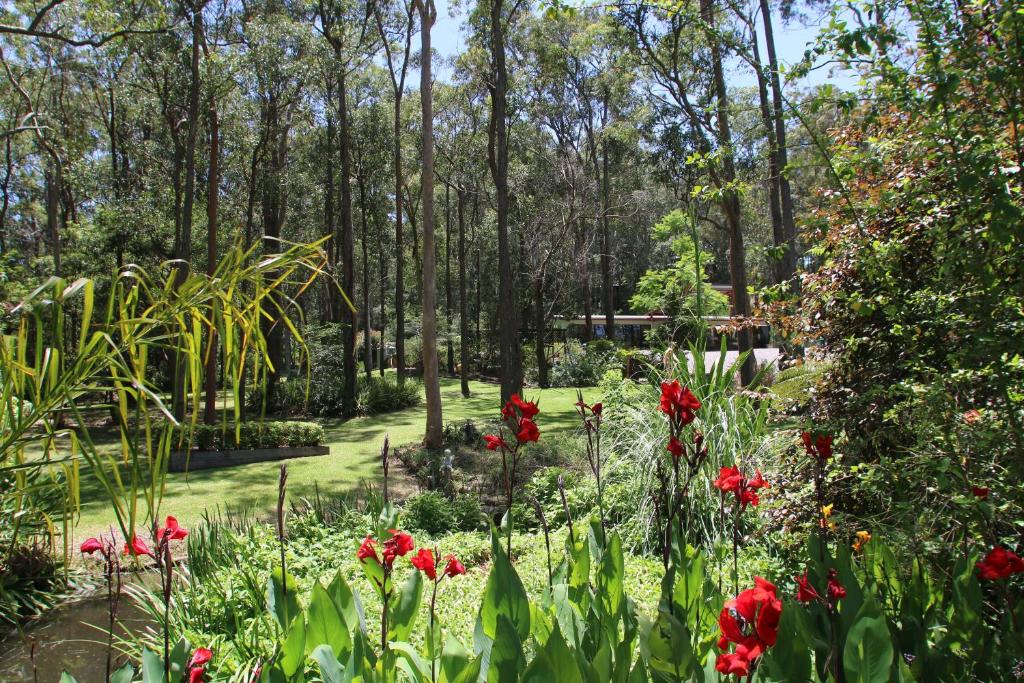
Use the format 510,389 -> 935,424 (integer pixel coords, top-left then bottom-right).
186,421 -> 324,451
401,492 -> 484,536
356,375 -> 421,415
548,339 -> 621,387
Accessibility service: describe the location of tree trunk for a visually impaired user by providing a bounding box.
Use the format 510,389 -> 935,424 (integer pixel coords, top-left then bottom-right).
173,4 -> 204,420
444,183 -> 455,376
749,27 -> 786,286
578,225 -> 593,341
203,95 -> 219,425
337,62 -> 357,413
457,187 -> 470,397
419,0 -> 443,449
393,92 -> 407,383
600,94 -> 615,341
44,161 -> 62,276
324,103 -> 337,323
379,230 -> 388,377
760,0 -> 797,283
488,0 -> 521,401
534,274 -> 548,388
358,171 -> 373,378
703,0 -> 755,386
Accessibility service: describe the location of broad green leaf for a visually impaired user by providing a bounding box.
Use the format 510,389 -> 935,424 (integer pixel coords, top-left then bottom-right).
440,635 -> 471,683
311,645 -> 345,683
109,662 -> 134,683
141,648 -> 163,683
843,614 -> 894,683
388,568 -> 423,642
307,581 -> 351,657
327,570 -> 359,630
479,527 -> 531,641
523,624 -> 584,683
487,615 -> 525,683
598,533 -> 624,619
641,610 -> 693,676
267,567 -> 301,629
279,614 -> 307,677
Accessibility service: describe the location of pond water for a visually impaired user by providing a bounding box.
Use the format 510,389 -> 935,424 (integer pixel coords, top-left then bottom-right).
0,593 -> 153,683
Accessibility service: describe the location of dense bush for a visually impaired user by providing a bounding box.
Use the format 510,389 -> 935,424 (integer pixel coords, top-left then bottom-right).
548,339 -> 621,387
402,491 -> 484,535
355,375 -> 421,415
188,421 -> 324,451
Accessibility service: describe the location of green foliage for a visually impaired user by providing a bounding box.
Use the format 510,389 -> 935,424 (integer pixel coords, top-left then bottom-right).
628,210 -> 729,328
402,491 -> 484,535
549,340 -> 621,388
188,421 -> 324,451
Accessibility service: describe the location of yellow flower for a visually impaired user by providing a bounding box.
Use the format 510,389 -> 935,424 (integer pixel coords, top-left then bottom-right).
852,530 -> 872,552
819,504 -> 836,530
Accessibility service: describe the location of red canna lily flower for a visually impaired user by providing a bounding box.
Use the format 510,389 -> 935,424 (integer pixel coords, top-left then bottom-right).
666,436 -> 685,460
716,577 -> 781,677
123,534 -> 153,558
411,548 -> 437,581
714,466 -> 743,492
976,546 -> 1024,581
659,380 -> 701,426
516,419 -> 540,443
189,647 -> 213,667
156,516 -> 188,543
826,569 -> 846,601
510,394 -> 539,419
590,403 -> 603,417
188,666 -> 205,683
972,486 -> 990,500
444,554 -> 466,577
795,572 -> 820,604
382,529 -> 415,567
801,431 -> 833,460
80,537 -> 105,555
484,434 -> 505,451
356,535 -> 379,564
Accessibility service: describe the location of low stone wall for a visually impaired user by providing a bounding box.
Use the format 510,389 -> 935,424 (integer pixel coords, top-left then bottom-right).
169,445 -> 330,473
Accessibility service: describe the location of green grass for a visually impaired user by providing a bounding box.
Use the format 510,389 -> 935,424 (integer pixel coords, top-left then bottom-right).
74,377 -> 590,537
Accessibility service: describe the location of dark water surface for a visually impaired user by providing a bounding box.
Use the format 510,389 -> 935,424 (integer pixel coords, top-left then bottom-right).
0,594 -> 152,683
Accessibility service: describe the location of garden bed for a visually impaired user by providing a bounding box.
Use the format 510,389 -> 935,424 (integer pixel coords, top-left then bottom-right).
168,445 -> 330,472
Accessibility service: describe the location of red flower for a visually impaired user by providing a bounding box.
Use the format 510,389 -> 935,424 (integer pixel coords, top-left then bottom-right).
516,419 -> 540,443
511,394 -> 540,419
666,436 -> 685,460
715,466 -> 769,511
714,466 -> 743,492
356,535 -> 379,564
976,546 -> 1024,581
382,529 -> 415,567
801,431 -> 833,460
795,572 -> 820,604
827,569 -> 846,601
123,534 -> 153,558
80,537 -> 105,555
188,666 -> 205,683
444,554 -> 466,577
189,648 -> 213,667
156,516 -> 188,543
716,577 -> 781,677
715,651 -> 751,677
972,486 -> 990,500
590,403 -> 603,417
484,434 -> 505,451
411,548 -> 437,580
659,380 -> 700,425
963,409 -> 982,424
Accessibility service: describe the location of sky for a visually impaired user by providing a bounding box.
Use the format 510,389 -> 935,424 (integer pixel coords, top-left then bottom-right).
426,0 -> 861,92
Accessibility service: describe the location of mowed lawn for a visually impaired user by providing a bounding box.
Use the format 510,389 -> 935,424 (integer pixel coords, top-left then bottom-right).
73,377 -> 587,538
